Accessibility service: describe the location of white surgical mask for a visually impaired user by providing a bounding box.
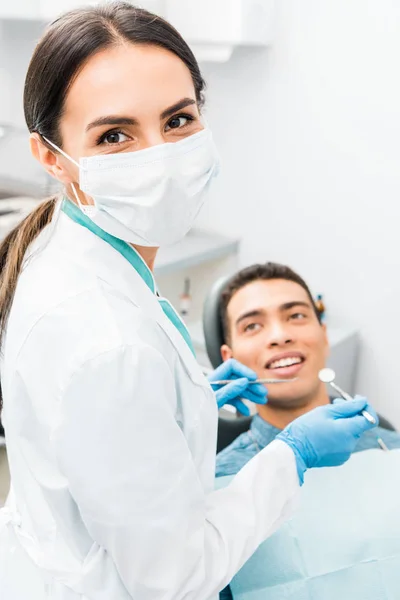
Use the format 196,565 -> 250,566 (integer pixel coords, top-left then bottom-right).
44,128 -> 220,246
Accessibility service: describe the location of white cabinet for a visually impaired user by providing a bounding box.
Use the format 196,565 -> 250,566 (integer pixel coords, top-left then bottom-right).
39,0 -> 167,23
167,0 -> 274,46
0,0 -> 275,62
145,0 -> 276,62
166,0 -> 275,62
0,0 -> 102,22
134,0 -> 167,17
0,0 -> 40,20
0,0 -> 83,21
40,0 -> 95,22
52,0 -> 169,21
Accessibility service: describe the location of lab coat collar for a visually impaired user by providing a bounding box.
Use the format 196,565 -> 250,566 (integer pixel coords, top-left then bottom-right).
60,199 -> 205,384
62,198 -> 156,291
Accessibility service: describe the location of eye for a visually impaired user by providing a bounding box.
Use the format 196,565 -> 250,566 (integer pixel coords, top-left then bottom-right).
290,313 -> 307,320
244,322 -> 262,333
165,114 -> 194,131
98,130 -> 130,145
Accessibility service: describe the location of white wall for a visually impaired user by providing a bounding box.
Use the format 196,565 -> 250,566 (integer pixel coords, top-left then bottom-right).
0,19 -> 57,195
0,25 -> 11,124
0,19 -> 43,127
197,0 -> 400,427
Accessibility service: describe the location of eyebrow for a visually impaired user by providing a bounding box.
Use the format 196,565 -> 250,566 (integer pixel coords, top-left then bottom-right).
85,98 -> 197,133
235,309 -> 265,327
235,301 -> 311,327
86,116 -> 137,132
160,97 -> 196,119
280,301 -> 311,312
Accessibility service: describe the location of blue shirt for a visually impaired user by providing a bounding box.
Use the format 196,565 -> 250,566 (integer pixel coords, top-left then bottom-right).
216,414 -> 400,478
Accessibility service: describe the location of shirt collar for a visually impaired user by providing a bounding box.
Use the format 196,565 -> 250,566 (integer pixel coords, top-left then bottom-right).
250,414 -> 282,449
250,397 -> 336,449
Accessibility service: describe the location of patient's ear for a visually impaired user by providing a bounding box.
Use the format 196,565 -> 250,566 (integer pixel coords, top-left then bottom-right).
220,344 -> 233,362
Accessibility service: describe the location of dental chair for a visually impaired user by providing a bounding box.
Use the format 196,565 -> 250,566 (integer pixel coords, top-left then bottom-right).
203,276 -> 396,453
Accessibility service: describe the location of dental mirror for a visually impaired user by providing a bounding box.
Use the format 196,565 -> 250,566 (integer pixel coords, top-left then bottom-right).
318,368 -> 336,385
318,368 -> 375,424
318,369 -> 390,452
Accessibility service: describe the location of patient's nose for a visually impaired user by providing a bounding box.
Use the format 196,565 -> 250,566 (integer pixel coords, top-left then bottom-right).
267,322 -> 294,348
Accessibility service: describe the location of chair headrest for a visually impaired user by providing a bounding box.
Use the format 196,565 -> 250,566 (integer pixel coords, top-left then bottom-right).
202,274 -> 231,369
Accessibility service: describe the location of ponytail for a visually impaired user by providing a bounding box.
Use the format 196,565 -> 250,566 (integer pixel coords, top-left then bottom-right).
0,197 -> 57,353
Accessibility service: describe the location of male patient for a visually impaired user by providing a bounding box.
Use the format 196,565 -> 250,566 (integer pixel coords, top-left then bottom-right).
216,262 -> 400,600
216,262 -> 400,478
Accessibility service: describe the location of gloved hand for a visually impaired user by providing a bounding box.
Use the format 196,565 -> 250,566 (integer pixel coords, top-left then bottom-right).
276,396 -> 378,485
208,359 -> 268,416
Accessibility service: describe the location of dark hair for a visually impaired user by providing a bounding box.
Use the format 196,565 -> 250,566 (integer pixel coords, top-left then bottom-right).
0,2 -> 205,360
220,262 -> 322,344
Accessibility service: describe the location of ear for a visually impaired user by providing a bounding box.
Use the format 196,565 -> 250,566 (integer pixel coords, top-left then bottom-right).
30,133 -> 77,185
220,344 -> 233,362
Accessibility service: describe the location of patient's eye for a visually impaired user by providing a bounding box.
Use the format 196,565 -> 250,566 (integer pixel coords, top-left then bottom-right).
243,322 -> 262,333
290,312 -> 307,321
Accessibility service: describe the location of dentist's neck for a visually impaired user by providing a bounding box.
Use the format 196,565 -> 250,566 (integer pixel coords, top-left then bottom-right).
133,245 -> 158,272
66,186 -> 158,272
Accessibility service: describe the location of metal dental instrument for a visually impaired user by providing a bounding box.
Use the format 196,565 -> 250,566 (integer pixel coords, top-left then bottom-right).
210,377 -> 298,386
319,368 -> 376,424
318,368 -> 389,451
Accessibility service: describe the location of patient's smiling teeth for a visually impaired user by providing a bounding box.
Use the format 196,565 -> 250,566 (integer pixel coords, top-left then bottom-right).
268,356 -> 303,369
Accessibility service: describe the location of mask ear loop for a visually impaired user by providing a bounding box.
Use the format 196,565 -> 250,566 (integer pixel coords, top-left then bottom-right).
42,135 -> 95,215
70,182 -> 87,214
42,136 -> 80,168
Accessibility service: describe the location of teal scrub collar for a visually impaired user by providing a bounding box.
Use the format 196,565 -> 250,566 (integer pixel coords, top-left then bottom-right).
61,198 -> 195,355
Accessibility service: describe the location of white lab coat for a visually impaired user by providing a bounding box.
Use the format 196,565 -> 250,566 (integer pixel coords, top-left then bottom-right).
0,201 -> 299,600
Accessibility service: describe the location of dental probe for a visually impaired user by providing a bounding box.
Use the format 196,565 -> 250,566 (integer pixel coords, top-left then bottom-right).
210,378 -> 298,386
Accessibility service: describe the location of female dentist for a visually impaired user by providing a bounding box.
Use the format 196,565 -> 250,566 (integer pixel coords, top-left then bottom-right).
0,4 -> 377,600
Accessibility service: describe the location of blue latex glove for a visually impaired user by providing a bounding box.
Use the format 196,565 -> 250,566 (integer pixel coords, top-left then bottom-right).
208,359 -> 268,416
276,396 -> 378,485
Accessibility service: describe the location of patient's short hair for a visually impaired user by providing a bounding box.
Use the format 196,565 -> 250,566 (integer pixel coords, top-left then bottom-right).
220,262 -> 322,344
